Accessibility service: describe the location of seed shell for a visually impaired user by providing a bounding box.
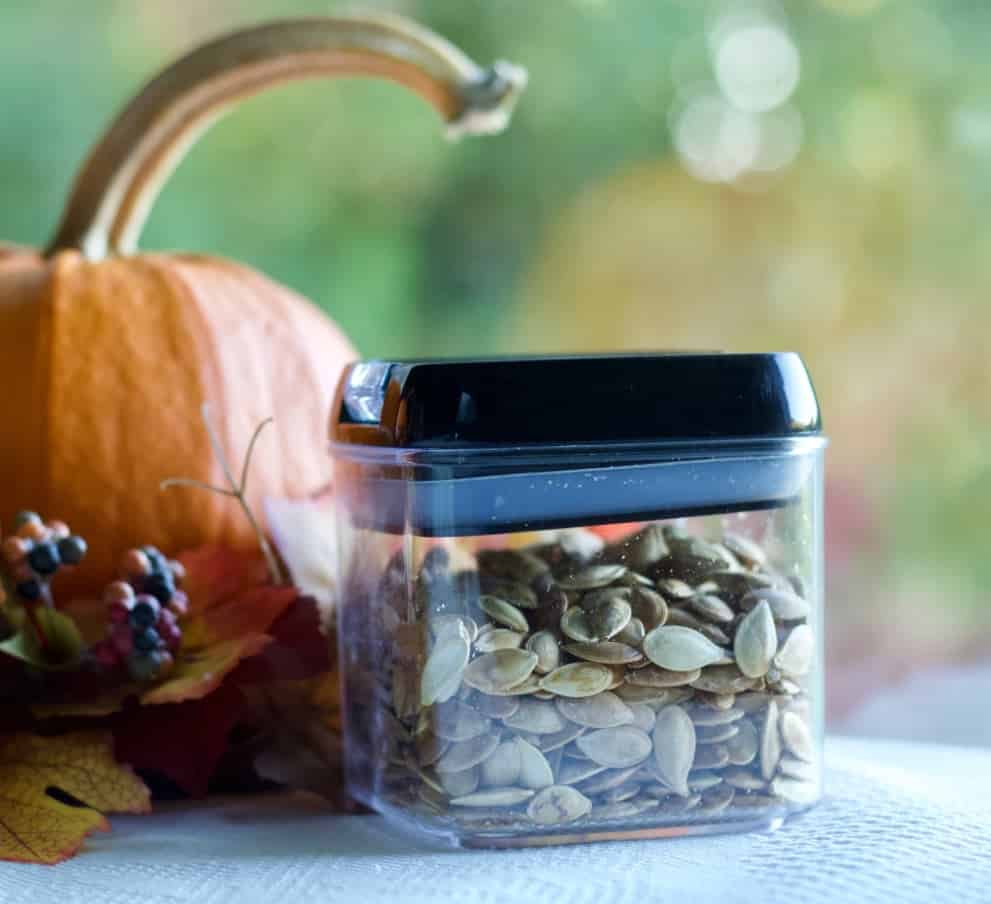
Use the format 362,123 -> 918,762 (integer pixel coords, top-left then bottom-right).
643,626 -> 727,671
651,704 -> 696,797
539,662 -> 614,698
527,785 -> 592,824
734,600 -> 778,678
575,726 -> 653,768
556,692 -> 635,729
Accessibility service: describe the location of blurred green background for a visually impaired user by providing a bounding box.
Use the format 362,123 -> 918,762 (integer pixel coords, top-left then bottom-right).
3,0 -> 989,716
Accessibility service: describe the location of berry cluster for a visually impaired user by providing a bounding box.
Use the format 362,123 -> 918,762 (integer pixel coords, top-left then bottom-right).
1,511 -> 88,601
92,547 -> 187,682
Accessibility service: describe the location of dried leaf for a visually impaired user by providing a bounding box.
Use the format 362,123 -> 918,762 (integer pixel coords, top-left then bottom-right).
0,610 -> 84,670
140,635 -> 271,705
0,732 -> 149,864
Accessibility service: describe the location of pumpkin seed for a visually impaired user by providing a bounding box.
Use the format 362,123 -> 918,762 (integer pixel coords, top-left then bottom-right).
434,700 -> 492,742
734,600 -> 778,679
576,726 -> 653,768
627,702 -> 657,733
588,600 -> 633,641
480,576 -> 539,609
438,766 -> 480,798
615,684 -> 693,705
780,710 -> 815,762
760,700 -> 782,780
560,606 -> 598,643
774,624 -> 815,676
557,758 -> 607,785
643,625 -> 727,671
556,692 -> 635,729
689,706 -> 745,727
656,578 -> 696,600
420,620 -> 471,706
688,594 -> 736,624
558,564 -> 628,590
450,787 -> 534,808
578,765 -> 640,794
475,628 -> 526,653
472,695 -> 519,721
527,785 -> 592,824
651,705 -> 695,797
687,771 -> 724,792
614,617 -> 646,648
603,782 -> 641,803
525,630 -> 561,674
691,665 -> 759,695
479,595 -> 530,633
698,784 -> 735,815
539,662 -> 613,698
626,665 -> 701,688
698,623 -> 732,646
707,569 -> 776,598
626,586 -> 668,632
742,588 -> 810,622
696,722 -> 740,744
664,607 -> 707,630
477,548 -> 549,584
723,768 -> 767,791
533,723 -> 585,753
591,801 -> 641,820
725,718 -> 759,766
722,532 -> 767,568
693,743 -> 730,770
463,649 -> 538,694
563,640 -> 642,665
770,777 -> 818,805
503,698 -> 568,735
515,737 -> 555,790
435,734 -> 501,773
479,739 -> 522,787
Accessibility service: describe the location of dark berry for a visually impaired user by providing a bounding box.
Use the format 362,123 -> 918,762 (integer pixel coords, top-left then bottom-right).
157,609 -> 182,651
129,595 -> 161,629
142,570 -> 175,604
15,578 -> 42,601
142,546 -> 167,573
57,535 -> 88,565
127,652 -> 161,682
14,511 -> 41,528
133,626 -> 162,653
110,623 -> 133,656
168,591 -> 189,617
27,542 -> 60,575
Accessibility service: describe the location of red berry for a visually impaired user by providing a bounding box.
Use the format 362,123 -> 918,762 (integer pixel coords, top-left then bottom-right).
17,521 -> 48,542
109,600 -> 131,624
47,520 -> 70,539
168,590 -> 189,617
12,560 -> 34,582
1,536 -> 29,564
93,639 -> 120,668
157,609 -> 182,650
104,580 -> 135,606
110,622 -> 133,656
168,559 -> 186,584
121,548 -> 151,578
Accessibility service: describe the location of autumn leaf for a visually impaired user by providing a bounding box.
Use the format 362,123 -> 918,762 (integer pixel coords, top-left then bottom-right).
0,609 -> 84,671
140,634 -> 270,705
0,732 -> 150,864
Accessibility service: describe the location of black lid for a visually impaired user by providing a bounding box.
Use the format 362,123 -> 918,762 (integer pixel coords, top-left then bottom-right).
330,353 -> 821,450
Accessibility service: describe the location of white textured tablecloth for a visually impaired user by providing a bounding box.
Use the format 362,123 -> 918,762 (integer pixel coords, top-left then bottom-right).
3,737 -> 990,904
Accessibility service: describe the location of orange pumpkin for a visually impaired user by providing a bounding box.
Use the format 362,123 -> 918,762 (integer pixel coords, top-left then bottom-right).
0,16 -> 524,595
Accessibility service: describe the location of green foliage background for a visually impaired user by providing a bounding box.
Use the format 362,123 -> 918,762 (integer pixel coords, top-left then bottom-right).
3,0 -> 990,700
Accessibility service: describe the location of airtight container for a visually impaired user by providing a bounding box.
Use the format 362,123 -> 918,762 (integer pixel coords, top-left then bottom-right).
330,353 -> 825,847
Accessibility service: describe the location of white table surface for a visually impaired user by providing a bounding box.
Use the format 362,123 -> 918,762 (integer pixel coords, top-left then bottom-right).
3,737 -> 990,904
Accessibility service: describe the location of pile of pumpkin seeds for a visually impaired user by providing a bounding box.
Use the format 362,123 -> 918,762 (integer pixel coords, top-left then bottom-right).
356,523 -> 819,837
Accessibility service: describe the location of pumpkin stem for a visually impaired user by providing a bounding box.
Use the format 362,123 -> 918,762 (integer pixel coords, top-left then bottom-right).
44,15 -> 526,259
161,406 -> 286,586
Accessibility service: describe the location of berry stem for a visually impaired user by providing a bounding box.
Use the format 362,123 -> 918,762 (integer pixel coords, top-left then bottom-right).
161,405 -> 286,586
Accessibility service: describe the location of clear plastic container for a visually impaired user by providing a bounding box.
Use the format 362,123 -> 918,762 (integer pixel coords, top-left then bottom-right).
330,354 -> 825,847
